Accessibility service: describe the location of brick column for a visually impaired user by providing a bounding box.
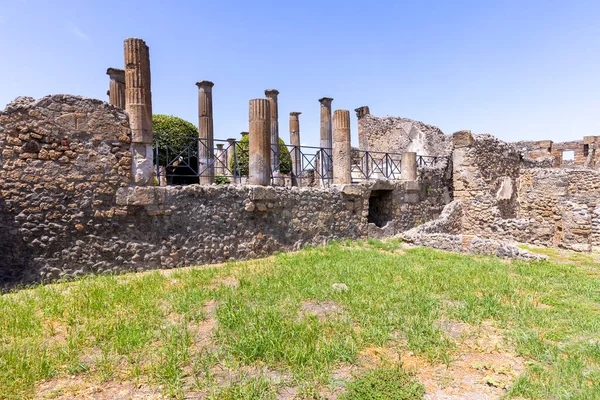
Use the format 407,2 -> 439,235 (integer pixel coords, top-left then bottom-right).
333,110 -> 352,184
124,38 -> 154,186
319,97 -> 334,181
106,68 -> 125,109
249,99 -> 271,186
196,81 -> 215,184
401,152 -> 417,181
289,112 -> 302,186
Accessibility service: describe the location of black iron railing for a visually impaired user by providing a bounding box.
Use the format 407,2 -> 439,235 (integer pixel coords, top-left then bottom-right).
351,150 -> 403,182
417,155 -> 444,168
153,134 -> 446,186
274,145 -> 333,186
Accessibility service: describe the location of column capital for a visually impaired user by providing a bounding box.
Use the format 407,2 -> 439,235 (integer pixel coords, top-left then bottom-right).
106,68 -> 125,83
319,97 -> 334,106
290,111 -> 302,117
241,131 -> 249,137
265,89 -> 279,97
196,80 -> 215,88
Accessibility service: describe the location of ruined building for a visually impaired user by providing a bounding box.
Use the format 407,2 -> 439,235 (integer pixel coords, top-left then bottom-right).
1,37 -> 598,287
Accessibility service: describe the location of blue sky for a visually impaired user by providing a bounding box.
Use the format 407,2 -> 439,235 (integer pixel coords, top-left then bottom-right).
1,0 -> 599,147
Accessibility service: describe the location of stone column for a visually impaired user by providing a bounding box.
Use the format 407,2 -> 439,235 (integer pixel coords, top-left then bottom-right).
124,38 -> 154,186
248,99 -> 271,186
289,112 -> 302,186
215,143 -> 225,176
226,137 -> 236,175
196,81 -> 215,184
401,152 -> 417,181
333,110 -> 352,184
319,97 -> 334,182
355,106 -> 370,151
265,90 -> 280,181
107,68 -> 125,109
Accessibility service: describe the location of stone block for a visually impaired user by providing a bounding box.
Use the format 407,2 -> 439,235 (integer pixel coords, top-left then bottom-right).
340,184 -> 367,197
404,181 -> 420,192
249,185 -> 278,201
452,130 -> 474,148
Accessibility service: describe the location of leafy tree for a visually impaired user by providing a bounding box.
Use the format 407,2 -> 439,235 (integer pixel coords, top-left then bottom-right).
229,134 -> 292,177
152,114 -> 198,167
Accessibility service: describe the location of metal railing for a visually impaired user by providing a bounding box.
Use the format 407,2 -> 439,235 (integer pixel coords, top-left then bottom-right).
351,150 -> 403,182
417,155 -> 444,168
153,134 -> 447,186
274,144 -> 333,186
153,134 -> 333,186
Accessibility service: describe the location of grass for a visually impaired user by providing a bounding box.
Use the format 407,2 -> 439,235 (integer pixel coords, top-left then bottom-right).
0,238 -> 599,399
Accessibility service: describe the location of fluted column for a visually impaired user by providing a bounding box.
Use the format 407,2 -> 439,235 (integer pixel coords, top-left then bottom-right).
289,112 -> 302,186
124,38 -> 153,186
196,81 -> 215,184
265,90 -> 280,182
249,99 -> 271,186
107,68 -> 125,109
333,110 -> 352,184
319,97 -> 333,182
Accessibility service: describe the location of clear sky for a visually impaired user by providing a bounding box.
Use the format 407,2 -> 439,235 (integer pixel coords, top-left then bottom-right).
1,0 -> 599,147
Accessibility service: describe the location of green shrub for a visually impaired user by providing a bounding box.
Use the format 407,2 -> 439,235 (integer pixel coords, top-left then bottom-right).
229,135 -> 292,177
215,175 -> 231,185
152,115 -> 198,166
341,367 -> 425,400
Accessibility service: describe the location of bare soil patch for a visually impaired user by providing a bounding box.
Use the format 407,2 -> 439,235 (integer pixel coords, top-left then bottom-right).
36,378 -> 163,399
348,320 -> 525,400
299,300 -> 343,321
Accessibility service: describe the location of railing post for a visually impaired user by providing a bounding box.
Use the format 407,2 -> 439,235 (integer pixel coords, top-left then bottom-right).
233,140 -> 240,183
154,138 -> 160,185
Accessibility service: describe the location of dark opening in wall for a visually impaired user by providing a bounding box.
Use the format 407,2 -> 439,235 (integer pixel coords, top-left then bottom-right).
368,190 -> 393,228
584,144 -> 589,157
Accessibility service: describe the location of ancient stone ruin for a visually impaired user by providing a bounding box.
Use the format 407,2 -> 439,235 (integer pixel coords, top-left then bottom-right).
1,37 -> 598,287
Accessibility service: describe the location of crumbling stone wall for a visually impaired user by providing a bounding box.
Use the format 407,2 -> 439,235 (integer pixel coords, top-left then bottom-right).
453,130 -> 600,251
453,131 -> 521,234
514,137 -> 600,169
0,95 -> 452,286
357,115 -> 451,156
0,95 -> 131,285
503,168 -> 600,251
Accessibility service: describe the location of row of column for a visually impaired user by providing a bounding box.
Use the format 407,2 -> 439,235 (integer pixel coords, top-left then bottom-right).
108,38 -> 417,187
247,98 -> 353,185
